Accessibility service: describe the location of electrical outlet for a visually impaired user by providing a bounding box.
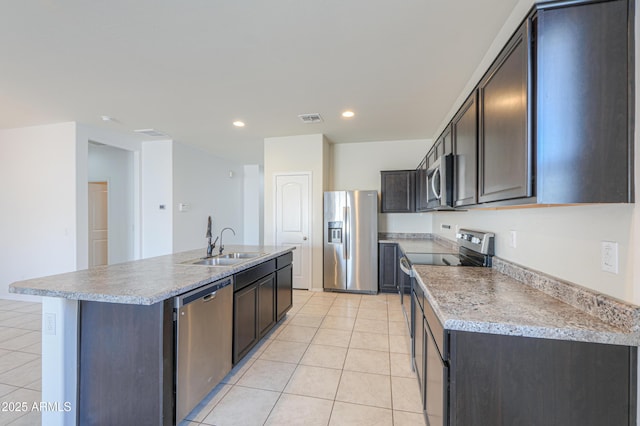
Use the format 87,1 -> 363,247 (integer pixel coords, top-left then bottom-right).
601,241 -> 619,274
509,230 -> 517,248
44,313 -> 56,335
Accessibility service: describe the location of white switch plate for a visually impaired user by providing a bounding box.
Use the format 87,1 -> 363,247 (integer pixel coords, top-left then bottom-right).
44,313 -> 56,335
601,241 -> 619,274
509,230 -> 517,248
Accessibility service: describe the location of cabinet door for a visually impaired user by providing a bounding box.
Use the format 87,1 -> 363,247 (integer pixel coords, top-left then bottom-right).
257,273 -> 276,338
478,22 -> 531,204
453,92 -> 478,207
233,283 -> 258,364
416,157 -> 429,212
378,243 -> 398,293
380,170 -> 416,213
425,321 -> 448,426
276,265 -> 292,321
537,0 -> 631,203
441,126 -> 453,156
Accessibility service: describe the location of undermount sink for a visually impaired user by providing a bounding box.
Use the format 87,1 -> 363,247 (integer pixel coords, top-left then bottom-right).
187,257 -> 240,266
218,252 -> 265,259
182,252 -> 266,266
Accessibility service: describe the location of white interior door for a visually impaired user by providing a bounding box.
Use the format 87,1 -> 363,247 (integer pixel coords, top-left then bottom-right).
275,173 -> 311,290
89,182 -> 108,267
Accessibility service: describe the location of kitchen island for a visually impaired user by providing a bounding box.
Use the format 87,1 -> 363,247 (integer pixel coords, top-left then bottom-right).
9,245 -> 294,426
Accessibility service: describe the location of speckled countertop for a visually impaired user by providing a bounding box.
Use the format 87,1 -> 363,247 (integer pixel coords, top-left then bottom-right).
379,234 -> 457,254
9,245 -> 293,305
413,265 -> 639,346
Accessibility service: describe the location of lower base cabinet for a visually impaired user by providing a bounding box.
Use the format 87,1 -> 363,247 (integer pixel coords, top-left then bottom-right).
448,331 -> 636,426
413,294 -> 637,425
233,253 -> 293,364
379,243 -> 398,293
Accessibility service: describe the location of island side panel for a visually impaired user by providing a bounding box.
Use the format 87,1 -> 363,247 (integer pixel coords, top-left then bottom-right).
42,297 -> 79,426
78,299 -> 174,426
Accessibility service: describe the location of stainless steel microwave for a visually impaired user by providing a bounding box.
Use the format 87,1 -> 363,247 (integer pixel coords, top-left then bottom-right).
426,154 -> 454,210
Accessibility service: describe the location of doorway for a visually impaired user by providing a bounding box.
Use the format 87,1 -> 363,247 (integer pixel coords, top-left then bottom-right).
88,182 -> 108,267
275,173 -> 311,290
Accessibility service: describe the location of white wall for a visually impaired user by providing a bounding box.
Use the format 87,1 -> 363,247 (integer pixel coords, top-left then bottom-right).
244,164 -> 263,245
434,205 -> 634,301
88,143 -> 135,264
141,140 -> 173,258
264,134 -> 329,290
172,142 -> 244,253
0,123 -> 78,301
331,139 -> 433,234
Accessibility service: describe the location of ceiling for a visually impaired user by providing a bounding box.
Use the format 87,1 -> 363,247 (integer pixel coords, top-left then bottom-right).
0,0 -> 520,164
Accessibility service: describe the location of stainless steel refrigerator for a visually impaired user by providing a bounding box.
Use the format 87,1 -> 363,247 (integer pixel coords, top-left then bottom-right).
323,190 -> 378,293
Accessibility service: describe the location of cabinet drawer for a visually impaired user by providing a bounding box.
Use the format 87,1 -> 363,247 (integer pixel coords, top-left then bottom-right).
276,252 -> 293,269
235,260 -> 276,291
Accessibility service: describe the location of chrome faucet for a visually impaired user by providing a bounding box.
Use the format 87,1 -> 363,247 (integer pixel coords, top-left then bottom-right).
206,216 -> 219,257
219,227 -> 236,255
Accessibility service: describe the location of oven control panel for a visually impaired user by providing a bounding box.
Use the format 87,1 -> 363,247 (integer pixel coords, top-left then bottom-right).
456,229 -> 495,255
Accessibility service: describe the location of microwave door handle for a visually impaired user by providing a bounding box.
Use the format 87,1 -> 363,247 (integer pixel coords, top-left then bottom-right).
432,168 -> 442,200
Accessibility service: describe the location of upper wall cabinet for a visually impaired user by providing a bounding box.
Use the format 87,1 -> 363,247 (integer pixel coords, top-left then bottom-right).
478,22 -> 531,204
453,91 -> 479,207
536,0 -> 632,203
381,170 -> 416,213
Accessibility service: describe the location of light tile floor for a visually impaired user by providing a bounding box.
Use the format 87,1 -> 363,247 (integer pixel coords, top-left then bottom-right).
0,291 -> 426,426
0,299 -> 43,426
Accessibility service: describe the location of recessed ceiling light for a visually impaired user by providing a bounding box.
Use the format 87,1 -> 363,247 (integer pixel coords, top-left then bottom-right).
342,110 -> 355,118
233,121 -> 245,127
101,115 -> 115,122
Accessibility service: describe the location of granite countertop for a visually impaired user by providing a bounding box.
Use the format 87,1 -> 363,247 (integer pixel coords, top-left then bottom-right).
413,265 -> 639,346
9,245 -> 293,306
379,237 -> 458,255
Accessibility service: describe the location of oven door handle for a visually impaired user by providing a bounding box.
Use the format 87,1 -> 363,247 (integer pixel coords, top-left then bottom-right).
399,256 -> 414,277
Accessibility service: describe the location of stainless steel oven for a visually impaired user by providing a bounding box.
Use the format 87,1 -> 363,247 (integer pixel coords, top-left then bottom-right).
426,154 -> 454,210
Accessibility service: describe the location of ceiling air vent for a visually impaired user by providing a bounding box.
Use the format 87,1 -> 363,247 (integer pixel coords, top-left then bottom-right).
134,128 -> 168,137
298,113 -> 323,123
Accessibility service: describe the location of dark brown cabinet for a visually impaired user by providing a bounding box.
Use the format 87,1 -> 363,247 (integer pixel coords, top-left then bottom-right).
412,289 -> 637,426
276,252 -> 293,321
448,331 -> 636,426
233,255 -> 293,364
425,0 -> 633,209
233,282 -> 259,364
478,21 -> 531,204
452,91 -> 478,207
416,158 -> 429,212
378,243 -> 398,293
256,273 -> 276,338
536,0 -> 632,203
380,170 -> 416,213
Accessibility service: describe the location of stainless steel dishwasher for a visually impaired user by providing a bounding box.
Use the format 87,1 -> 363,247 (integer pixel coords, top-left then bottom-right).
175,276 -> 233,424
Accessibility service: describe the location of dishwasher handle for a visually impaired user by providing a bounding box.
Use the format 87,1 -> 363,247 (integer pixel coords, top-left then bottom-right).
175,277 -> 232,309
202,291 -> 217,302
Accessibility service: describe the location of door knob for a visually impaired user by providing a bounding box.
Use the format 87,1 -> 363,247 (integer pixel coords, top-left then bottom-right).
303,236 -> 308,241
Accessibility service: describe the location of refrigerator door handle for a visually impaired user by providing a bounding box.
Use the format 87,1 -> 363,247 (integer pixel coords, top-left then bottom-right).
343,206 -> 349,260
